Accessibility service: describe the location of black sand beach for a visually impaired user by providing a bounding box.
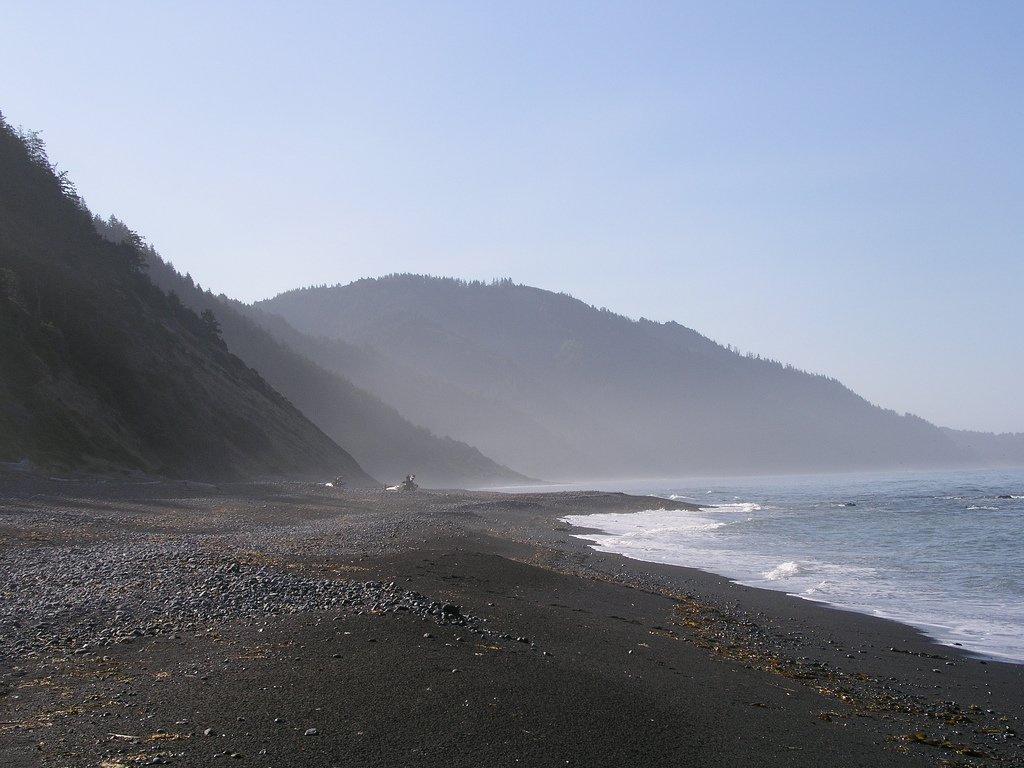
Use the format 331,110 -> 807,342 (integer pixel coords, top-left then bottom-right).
0,477 -> 1020,767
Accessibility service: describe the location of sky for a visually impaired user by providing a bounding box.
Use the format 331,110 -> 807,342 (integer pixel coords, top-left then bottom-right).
2,1 -> 1021,433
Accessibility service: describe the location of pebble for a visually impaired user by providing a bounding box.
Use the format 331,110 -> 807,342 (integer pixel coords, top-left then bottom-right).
0,542 -> 482,660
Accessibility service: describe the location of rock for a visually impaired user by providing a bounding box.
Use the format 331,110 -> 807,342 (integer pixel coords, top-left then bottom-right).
304,728 -> 318,736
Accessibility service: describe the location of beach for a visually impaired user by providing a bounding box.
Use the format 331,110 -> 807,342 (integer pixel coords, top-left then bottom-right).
1,477 -> 1020,767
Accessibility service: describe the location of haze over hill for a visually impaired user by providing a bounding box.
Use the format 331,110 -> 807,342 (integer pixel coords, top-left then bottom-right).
92,217 -> 527,489
0,115 -> 372,484
260,274 -> 1023,480
4,105 -> 1019,486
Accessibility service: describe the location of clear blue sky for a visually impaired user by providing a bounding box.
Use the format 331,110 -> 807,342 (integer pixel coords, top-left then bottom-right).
3,1 -> 1021,432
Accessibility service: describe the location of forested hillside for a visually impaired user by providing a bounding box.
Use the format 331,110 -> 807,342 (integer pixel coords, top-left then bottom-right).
260,274 -> 1011,479
942,428 -> 1024,467
0,115 -> 373,484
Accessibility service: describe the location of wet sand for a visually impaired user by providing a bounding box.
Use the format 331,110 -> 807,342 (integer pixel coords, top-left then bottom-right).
0,477 -> 1020,767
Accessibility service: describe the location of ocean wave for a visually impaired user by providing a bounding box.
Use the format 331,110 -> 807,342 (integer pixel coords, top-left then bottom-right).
560,509 -> 728,540
967,505 -> 999,511
713,502 -> 763,514
763,561 -> 803,580
801,579 -> 834,596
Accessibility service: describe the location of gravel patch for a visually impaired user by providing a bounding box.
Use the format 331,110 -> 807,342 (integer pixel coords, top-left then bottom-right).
0,538 -> 479,661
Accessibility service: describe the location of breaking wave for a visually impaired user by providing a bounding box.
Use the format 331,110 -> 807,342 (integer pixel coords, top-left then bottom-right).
762,561 -> 803,580
713,502 -> 763,513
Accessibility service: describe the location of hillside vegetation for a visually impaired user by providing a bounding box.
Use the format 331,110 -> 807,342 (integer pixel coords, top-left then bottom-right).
260,274 -> 1014,479
0,115 -> 372,484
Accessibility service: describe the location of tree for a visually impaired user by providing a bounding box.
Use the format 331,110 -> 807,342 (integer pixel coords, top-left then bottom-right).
200,309 -> 221,337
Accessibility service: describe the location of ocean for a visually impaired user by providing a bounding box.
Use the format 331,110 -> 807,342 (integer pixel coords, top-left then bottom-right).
550,469 -> 1024,663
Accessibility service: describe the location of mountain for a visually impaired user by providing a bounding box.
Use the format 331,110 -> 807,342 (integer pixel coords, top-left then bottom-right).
247,309 -> 583,474
0,115 -> 373,484
942,428 -> 1024,468
258,274 -> 1018,479
92,219 -> 527,489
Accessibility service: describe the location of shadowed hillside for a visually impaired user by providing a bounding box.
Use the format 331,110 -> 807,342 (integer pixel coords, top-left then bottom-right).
0,115 -> 373,484
259,274 -> 1015,479
92,218 -> 528,489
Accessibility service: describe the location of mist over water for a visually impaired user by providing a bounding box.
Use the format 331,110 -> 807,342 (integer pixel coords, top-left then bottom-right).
552,469 -> 1024,663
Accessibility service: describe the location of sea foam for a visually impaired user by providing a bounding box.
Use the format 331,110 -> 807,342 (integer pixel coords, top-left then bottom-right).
762,561 -> 803,580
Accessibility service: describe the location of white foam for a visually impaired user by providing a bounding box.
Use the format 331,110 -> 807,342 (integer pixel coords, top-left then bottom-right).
801,579 -> 834,596
762,561 -> 802,580
563,508 -> 727,538
967,505 -> 998,510
713,502 -> 763,513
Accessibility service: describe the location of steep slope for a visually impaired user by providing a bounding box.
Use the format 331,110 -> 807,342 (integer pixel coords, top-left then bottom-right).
93,218 -> 527,488
247,309 -> 583,475
259,274 -> 990,479
0,116 -> 372,484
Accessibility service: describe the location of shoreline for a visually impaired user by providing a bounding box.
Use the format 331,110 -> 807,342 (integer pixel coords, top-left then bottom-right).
557,512 -> 1021,666
1,478 -> 1021,766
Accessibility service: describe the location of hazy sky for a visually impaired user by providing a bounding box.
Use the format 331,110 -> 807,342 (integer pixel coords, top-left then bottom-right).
3,2 -> 1021,432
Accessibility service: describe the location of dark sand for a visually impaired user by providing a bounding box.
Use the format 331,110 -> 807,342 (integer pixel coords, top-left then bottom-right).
0,477 -> 1020,767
